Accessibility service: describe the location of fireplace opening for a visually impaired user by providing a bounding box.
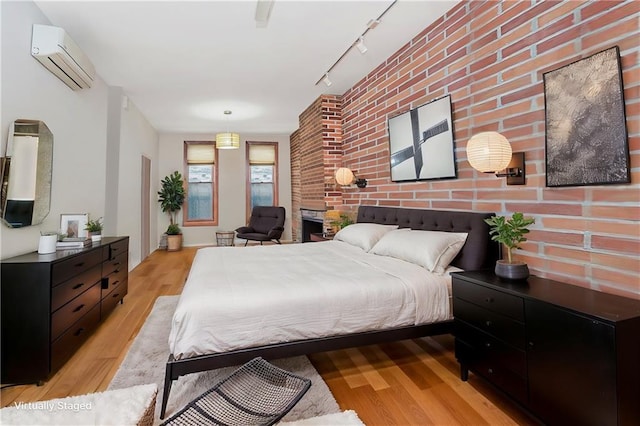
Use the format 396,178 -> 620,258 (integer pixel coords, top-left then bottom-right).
300,208 -> 325,242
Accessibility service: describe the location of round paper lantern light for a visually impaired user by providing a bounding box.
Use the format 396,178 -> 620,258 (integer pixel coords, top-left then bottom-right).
466,131 -> 512,173
335,167 -> 355,185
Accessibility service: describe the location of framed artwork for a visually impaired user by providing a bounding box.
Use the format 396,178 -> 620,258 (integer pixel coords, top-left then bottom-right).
387,95 -> 457,182
60,213 -> 88,238
544,46 -> 630,187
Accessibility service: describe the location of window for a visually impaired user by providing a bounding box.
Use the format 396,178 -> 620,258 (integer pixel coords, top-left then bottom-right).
246,142 -> 278,218
184,141 -> 218,226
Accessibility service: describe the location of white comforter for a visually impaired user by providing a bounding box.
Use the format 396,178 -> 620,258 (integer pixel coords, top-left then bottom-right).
169,241 -> 452,360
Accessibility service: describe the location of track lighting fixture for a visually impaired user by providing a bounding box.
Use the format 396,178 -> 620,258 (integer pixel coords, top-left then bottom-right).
322,73 -> 332,87
355,37 -> 367,54
314,0 -> 397,87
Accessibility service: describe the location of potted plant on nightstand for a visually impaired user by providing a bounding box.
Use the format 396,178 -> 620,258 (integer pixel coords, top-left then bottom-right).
85,217 -> 103,242
158,171 -> 185,251
485,212 -> 535,281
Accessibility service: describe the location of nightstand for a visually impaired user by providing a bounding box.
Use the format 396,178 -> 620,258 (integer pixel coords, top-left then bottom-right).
451,270 -> 640,425
309,233 -> 334,242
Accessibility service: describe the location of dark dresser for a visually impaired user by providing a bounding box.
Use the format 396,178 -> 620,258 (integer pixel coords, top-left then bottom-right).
1,236 -> 129,384
452,270 -> 640,426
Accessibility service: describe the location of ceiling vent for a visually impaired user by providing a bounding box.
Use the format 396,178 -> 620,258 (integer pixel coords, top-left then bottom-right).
31,24 -> 95,90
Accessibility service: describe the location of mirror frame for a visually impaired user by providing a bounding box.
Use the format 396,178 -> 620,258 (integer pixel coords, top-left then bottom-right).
0,119 -> 53,228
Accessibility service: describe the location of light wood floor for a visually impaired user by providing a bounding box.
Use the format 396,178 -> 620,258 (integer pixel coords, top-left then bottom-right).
1,246 -> 534,425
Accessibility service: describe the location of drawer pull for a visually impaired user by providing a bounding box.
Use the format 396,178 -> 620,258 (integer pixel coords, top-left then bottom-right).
485,297 -> 494,303
74,327 -> 85,337
112,293 -> 120,298
72,283 -> 85,290
74,262 -> 85,268
485,320 -> 493,327
112,280 -> 120,287
72,304 -> 85,313
113,262 -> 120,266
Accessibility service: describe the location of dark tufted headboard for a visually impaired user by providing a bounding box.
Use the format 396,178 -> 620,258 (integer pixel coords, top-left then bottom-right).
356,205 -> 499,271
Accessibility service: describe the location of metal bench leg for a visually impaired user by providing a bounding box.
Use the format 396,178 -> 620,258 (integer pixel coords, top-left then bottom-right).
160,360 -> 175,419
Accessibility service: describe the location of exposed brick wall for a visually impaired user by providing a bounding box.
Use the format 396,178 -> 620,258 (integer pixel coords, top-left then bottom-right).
291,95 -> 344,241
290,129 -> 301,241
338,0 -> 639,298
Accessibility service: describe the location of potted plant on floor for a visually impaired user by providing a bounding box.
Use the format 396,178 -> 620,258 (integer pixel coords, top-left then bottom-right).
85,217 -> 103,242
485,212 -> 535,281
158,171 -> 185,251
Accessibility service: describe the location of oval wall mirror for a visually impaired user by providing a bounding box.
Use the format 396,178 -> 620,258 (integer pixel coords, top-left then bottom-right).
0,119 -> 53,228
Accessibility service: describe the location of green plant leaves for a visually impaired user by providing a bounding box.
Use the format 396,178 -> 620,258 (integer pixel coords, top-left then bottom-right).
485,212 -> 535,263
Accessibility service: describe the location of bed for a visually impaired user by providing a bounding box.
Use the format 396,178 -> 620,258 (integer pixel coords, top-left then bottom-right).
160,205 -> 498,418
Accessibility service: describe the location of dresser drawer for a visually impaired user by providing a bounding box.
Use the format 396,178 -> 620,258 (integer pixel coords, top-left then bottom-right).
101,281 -> 128,318
50,304 -> 100,373
102,270 -> 126,300
51,264 -> 101,312
102,251 -> 128,279
52,250 -> 102,287
455,321 -> 526,377
453,278 -> 524,321
108,239 -> 128,260
456,339 -> 528,405
51,282 -> 101,341
454,298 -> 525,348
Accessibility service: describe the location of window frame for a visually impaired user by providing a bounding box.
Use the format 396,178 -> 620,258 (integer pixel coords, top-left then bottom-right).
245,141 -> 278,220
183,140 -> 218,227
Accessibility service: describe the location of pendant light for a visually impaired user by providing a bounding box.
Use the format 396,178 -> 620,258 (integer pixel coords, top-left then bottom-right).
216,110 -> 240,149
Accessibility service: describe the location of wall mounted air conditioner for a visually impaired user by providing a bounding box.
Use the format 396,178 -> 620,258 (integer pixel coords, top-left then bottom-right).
31,24 -> 95,90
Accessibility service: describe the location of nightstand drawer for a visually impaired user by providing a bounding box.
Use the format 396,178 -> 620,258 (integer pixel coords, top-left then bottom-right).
454,298 -> 525,348
455,321 -> 526,377
453,278 -> 524,321
456,339 -> 528,405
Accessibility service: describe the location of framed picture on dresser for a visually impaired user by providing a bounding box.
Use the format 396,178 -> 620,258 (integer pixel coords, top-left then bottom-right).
60,213 -> 88,238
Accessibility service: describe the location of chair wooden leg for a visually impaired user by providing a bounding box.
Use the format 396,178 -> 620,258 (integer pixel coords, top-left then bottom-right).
244,240 -> 248,246
260,241 -> 263,245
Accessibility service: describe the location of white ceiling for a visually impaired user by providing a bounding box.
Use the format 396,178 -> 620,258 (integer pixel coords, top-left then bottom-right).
35,0 -> 459,135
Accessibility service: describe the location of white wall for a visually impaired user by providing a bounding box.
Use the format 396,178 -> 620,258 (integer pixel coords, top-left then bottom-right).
0,1 -> 159,268
117,96 -> 159,267
158,133 -> 292,246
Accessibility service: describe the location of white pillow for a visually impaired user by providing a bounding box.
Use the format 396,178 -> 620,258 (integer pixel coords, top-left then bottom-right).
333,223 -> 398,252
369,229 -> 468,273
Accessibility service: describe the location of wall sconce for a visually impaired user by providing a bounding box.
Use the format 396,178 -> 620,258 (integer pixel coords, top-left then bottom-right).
335,167 -> 367,188
466,131 -> 525,185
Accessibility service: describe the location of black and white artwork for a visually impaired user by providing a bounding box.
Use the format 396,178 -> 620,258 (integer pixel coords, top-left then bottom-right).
544,46 -> 630,187
387,95 -> 456,182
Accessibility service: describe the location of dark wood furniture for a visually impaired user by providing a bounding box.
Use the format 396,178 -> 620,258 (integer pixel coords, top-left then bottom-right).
452,270 -> 640,425
160,206 -> 499,418
309,232 -> 333,242
1,236 -> 129,384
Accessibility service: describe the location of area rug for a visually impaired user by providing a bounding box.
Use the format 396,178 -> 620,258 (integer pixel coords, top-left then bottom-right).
108,295 -> 340,425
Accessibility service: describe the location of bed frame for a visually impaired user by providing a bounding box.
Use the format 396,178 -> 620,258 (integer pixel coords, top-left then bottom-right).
160,205 -> 499,418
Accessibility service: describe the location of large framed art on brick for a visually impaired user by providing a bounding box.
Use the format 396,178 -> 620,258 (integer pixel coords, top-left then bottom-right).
543,46 -> 630,187
387,95 -> 457,182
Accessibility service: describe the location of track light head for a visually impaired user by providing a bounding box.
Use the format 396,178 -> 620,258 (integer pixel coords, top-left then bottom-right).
355,36 -> 367,54
322,73 -> 332,87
